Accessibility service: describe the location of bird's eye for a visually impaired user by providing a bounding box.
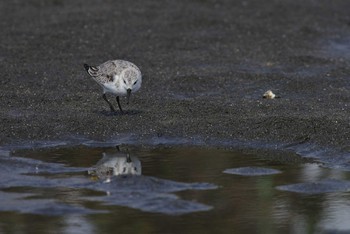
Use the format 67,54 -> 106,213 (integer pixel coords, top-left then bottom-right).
123,80 -> 126,84
133,81 -> 138,85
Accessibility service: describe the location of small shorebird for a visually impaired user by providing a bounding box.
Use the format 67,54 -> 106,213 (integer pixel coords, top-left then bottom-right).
84,60 -> 142,113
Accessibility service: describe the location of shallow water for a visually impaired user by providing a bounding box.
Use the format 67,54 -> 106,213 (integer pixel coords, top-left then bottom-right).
1,145 -> 350,233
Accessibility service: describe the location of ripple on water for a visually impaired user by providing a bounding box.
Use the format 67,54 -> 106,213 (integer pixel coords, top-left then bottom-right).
83,174 -> 217,215
223,166 -> 282,176
276,179 -> 350,194
84,176 -> 215,215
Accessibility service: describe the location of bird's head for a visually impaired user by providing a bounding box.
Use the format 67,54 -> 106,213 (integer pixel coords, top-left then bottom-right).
121,69 -> 142,104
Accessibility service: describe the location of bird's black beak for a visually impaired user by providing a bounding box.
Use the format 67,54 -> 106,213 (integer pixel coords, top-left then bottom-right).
126,153 -> 132,163
126,89 -> 131,104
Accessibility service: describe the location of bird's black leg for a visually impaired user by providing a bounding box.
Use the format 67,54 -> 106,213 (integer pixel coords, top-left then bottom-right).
102,94 -> 116,112
116,96 -> 124,113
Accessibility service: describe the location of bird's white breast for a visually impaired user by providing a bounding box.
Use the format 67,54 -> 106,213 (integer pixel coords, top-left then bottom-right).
102,75 -> 127,95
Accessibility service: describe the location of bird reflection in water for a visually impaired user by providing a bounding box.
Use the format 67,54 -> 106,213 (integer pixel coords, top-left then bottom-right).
88,146 -> 141,182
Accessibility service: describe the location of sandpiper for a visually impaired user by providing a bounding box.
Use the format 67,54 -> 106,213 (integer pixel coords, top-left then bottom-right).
84,60 -> 142,113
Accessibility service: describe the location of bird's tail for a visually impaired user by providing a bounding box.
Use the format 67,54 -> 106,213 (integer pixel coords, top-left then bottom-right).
83,63 -> 98,76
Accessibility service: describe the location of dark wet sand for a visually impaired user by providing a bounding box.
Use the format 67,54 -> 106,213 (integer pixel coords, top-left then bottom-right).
1,0 -> 350,151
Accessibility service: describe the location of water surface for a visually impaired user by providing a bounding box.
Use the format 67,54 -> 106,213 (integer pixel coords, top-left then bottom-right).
1,145 -> 350,233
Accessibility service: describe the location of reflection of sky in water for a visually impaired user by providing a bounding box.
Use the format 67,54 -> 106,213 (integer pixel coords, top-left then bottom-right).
1,145 -> 350,233
274,163 -> 350,233
318,193 -> 350,232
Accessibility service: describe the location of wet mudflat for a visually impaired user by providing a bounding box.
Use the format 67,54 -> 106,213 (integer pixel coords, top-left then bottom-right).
1,145 -> 350,233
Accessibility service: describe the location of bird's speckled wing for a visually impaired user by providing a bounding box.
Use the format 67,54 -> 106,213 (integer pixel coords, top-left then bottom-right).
99,60 -> 134,76
86,62 -> 114,85
87,60 -> 140,85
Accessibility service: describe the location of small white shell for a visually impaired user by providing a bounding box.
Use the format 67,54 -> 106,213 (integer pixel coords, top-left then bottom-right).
263,90 -> 276,99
